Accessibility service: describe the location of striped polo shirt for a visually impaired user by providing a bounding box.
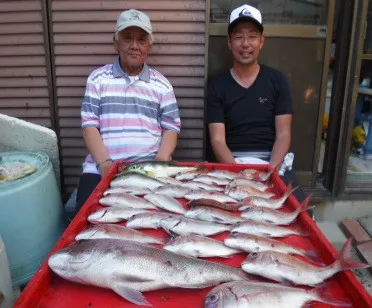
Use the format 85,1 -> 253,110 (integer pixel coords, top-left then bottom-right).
81,57 -> 181,174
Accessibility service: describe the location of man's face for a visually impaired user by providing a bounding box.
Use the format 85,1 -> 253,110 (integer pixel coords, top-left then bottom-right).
114,27 -> 151,73
228,22 -> 264,66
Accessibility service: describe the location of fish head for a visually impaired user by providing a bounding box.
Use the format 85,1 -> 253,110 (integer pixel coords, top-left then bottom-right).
224,231 -> 241,247
241,251 -> 268,272
48,240 -> 95,280
204,282 -> 237,308
87,209 -> 107,223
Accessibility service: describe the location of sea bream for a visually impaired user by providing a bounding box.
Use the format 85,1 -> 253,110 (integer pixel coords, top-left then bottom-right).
241,238 -> 369,286
231,177 -> 273,192
184,190 -> 238,204
224,233 -> 318,260
231,220 -> 307,238
192,175 -> 230,186
226,185 -> 276,200
99,193 -> 157,210
110,171 -> 165,190
48,239 -> 249,306
182,181 -> 224,192
143,194 -> 186,214
185,206 -> 247,225
204,280 -> 351,308
123,161 -> 199,177
88,208 -> 151,224
164,234 -> 241,258
187,199 -> 241,212
152,185 -> 190,198
126,212 -> 183,230
239,183 -> 298,210
240,195 -> 313,225
103,186 -> 153,196
160,216 -> 231,236
75,224 -> 166,245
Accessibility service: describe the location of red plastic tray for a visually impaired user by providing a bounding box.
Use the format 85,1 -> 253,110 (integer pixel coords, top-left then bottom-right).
14,162 -> 372,308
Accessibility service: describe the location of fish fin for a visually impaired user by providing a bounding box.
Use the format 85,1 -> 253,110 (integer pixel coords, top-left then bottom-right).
296,194 -> 315,215
336,237 -> 370,271
303,249 -> 322,264
310,282 -> 351,307
112,284 -> 152,306
292,225 -> 309,237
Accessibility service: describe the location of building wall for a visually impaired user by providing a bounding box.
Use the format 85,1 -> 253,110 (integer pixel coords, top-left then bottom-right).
0,0 -> 207,195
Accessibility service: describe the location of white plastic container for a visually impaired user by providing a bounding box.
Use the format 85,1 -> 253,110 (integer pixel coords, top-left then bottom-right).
0,235 -> 13,308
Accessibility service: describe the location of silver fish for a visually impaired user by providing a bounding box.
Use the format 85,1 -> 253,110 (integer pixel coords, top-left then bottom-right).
175,171 -> 200,180
231,220 -> 307,238
87,208 -> 151,224
193,175 -> 230,186
48,239 -> 249,306
123,161 -> 199,177
185,206 -> 247,225
241,238 -> 369,286
240,195 -> 313,225
226,185 -> 275,200
207,169 -> 241,180
99,193 -> 157,210
182,181 -> 224,192
160,216 -> 231,236
240,168 -> 275,182
103,186 -> 153,196
231,178 -> 273,192
204,280 -> 351,308
187,199 -> 241,212
157,177 -> 184,186
239,183 -> 298,210
184,190 -> 238,204
164,234 -> 240,258
224,233 -> 318,260
75,224 -> 165,245
143,194 -> 186,214
126,212 -> 184,230
153,185 -> 190,198
110,171 -> 165,189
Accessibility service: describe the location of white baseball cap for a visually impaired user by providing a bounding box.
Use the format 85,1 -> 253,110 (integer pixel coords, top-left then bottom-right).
115,9 -> 153,41
228,4 -> 264,34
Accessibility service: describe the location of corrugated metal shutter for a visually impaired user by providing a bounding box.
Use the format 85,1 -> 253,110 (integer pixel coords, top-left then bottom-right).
0,0 -> 52,128
52,0 -> 206,194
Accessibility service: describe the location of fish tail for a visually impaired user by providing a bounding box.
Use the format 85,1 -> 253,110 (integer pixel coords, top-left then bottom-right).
295,194 -> 315,215
282,182 -> 299,200
335,237 -> 369,271
292,225 -> 309,237
311,282 -> 351,306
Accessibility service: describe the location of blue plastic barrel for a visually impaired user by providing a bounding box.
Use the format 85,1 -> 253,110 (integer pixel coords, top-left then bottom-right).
0,151 -> 65,287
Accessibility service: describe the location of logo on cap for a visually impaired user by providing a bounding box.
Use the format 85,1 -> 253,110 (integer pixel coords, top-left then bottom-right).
239,9 -> 253,18
130,10 -> 141,21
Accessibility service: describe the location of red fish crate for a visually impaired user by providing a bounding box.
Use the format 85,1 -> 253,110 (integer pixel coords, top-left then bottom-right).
14,162 -> 372,308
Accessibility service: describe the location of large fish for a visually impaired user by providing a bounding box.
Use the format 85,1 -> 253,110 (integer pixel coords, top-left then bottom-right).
226,185 -> 275,200
184,190 -> 238,204
99,193 -> 157,210
185,206 -> 246,225
182,181 -> 224,192
164,234 -> 241,258
88,208 -> 151,224
241,238 -> 369,286
239,183 -> 298,210
187,199 -> 241,212
231,220 -> 307,238
143,194 -> 186,214
224,233 -> 318,260
160,216 -> 231,236
123,161 -> 198,177
231,178 -> 273,192
75,224 -> 165,245
193,175 -> 230,186
240,196 -> 313,225
126,212 -> 183,229
48,239 -> 249,306
103,186 -> 153,196
204,280 -> 351,308
153,185 -> 190,198
110,172 -> 165,189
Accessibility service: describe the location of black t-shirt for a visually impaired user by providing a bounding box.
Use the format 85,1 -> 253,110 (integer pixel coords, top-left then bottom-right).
206,65 -> 294,152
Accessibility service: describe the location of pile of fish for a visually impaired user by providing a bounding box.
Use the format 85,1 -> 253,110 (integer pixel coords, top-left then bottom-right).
48,161 -> 369,307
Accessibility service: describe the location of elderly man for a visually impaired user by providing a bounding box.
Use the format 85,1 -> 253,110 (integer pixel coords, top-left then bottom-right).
76,9 -> 181,212
207,4 -> 307,205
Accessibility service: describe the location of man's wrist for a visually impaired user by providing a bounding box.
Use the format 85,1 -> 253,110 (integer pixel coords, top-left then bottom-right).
96,158 -> 113,169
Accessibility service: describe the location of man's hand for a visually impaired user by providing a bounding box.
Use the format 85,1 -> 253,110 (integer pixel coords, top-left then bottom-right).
209,123 -> 236,163
98,160 -> 113,178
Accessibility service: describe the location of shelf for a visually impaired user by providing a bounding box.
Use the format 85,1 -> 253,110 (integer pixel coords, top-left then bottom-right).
361,54 -> 372,60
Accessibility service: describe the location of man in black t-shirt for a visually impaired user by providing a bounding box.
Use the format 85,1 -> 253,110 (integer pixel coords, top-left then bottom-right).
207,4 -> 308,205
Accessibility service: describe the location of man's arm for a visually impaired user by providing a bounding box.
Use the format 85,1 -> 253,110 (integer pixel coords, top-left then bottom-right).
269,114 -> 292,169
209,123 -> 236,163
154,129 -> 178,161
82,127 -> 112,177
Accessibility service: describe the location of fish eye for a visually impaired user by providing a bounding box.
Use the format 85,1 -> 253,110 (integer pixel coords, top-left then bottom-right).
247,252 -> 259,260
206,294 -> 219,303
231,231 -> 239,237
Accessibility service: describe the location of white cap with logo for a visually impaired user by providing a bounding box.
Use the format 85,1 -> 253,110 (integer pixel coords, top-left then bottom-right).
115,9 -> 153,41
228,4 -> 263,34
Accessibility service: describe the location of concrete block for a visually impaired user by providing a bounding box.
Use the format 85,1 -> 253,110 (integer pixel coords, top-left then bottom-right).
0,114 -> 60,187
357,241 -> 372,267
316,221 -> 347,251
340,219 -> 371,245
